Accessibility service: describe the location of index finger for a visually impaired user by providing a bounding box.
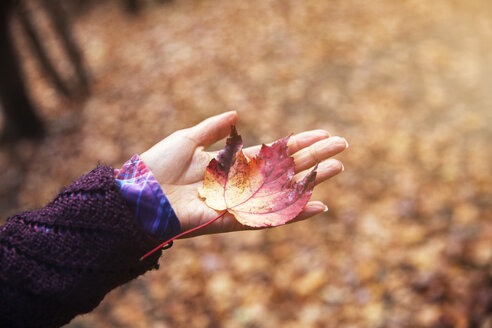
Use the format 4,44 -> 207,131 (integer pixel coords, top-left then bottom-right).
242,129 -> 331,157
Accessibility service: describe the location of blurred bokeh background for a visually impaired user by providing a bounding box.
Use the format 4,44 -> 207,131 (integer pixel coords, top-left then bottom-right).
1,0 -> 491,327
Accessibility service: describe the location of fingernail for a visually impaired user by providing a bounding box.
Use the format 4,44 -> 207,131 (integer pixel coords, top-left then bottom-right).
324,205 -> 329,212
344,139 -> 349,149
340,161 -> 345,171
314,129 -> 331,137
329,136 -> 348,148
310,202 -> 326,212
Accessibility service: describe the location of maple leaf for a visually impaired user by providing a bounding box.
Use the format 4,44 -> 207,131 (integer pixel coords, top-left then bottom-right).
140,126 -> 317,260
198,126 -> 317,227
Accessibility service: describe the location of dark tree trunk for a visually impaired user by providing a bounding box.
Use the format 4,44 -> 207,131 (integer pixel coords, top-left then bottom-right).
41,0 -> 89,92
17,1 -> 71,98
0,0 -> 44,142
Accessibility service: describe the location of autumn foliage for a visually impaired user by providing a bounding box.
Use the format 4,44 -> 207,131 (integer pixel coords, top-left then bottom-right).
199,126 -> 316,227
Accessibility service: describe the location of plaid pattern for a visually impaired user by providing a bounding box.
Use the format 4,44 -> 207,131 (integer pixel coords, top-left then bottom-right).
114,154 -> 181,241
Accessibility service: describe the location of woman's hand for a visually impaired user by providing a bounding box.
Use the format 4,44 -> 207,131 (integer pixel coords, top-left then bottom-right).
140,111 -> 348,237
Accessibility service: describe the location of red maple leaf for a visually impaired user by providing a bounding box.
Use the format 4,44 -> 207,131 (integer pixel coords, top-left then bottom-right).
141,126 -> 316,260
199,126 -> 317,227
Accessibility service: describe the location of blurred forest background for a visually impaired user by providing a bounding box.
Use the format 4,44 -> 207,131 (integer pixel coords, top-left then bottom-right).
1,0 -> 492,327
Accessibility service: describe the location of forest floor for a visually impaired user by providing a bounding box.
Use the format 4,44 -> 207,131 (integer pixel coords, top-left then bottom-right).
1,0 -> 492,327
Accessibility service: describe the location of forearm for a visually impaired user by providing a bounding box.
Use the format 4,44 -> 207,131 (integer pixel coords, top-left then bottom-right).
0,166 -> 162,328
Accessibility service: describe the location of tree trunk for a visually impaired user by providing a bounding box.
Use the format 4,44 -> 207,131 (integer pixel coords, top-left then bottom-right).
0,0 -> 44,142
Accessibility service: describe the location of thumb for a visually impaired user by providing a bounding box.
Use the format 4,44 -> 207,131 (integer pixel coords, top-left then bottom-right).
190,111 -> 238,148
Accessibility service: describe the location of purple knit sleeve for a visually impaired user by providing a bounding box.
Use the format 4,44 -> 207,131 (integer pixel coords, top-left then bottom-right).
0,166 -> 164,328
114,154 -> 181,241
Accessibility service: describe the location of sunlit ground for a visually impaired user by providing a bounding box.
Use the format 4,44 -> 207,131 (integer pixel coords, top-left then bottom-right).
1,0 -> 492,327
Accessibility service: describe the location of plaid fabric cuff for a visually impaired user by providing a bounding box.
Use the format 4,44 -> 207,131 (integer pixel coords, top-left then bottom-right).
114,154 -> 181,241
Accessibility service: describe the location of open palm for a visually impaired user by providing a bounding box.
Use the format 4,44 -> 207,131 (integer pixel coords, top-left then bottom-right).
140,111 -> 347,238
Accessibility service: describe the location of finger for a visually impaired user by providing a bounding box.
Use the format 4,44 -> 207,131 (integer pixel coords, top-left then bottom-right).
222,201 -> 328,233
242,129 -> 331,158
287,201 -> 328,224
190,111 -> 238,148
293,158 -> 344,186
292,136 -> 348,173
180,200 -> 328,238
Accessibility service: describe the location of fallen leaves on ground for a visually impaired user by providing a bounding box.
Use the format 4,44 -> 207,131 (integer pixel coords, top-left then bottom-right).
1,0 -> 491,327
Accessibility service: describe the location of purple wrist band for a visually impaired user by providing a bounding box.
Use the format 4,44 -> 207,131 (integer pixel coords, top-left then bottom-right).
114,154 -> 181,241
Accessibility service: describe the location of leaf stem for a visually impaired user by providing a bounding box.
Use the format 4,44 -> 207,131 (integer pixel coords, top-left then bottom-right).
139,210 -> 228,261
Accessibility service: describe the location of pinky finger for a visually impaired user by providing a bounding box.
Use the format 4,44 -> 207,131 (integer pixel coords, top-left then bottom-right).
287,201 -> 328,225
